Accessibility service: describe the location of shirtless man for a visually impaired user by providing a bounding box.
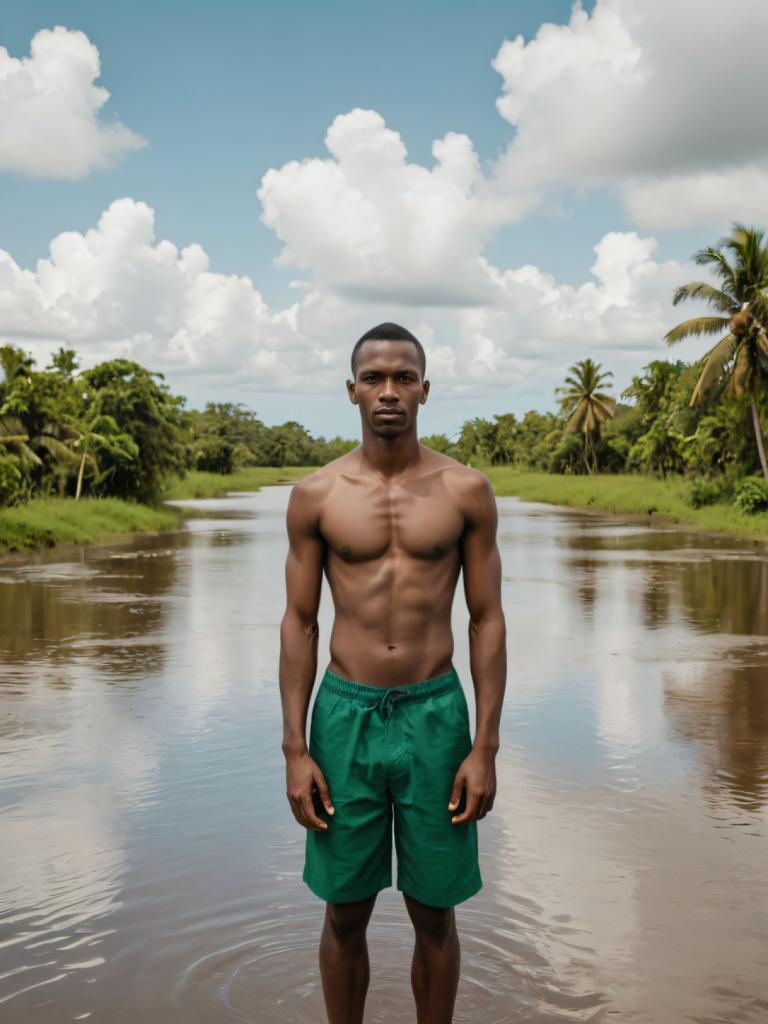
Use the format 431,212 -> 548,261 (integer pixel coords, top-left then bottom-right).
279,322 -> 506,1024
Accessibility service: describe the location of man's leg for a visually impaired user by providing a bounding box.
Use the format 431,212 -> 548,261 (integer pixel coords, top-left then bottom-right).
403,892 -> 460,1024
319,894 -> 377,1024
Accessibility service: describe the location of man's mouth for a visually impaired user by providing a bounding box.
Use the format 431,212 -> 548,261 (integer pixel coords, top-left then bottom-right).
375,409 -> 403,417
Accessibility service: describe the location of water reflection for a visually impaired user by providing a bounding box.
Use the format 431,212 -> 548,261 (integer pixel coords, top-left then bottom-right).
0,488 -> 766,1022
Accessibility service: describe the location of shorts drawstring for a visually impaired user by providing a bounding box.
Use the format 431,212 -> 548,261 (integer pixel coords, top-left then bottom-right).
377,687 -> 409,721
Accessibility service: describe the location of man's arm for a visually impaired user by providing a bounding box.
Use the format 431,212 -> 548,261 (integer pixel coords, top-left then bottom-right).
449,472 -> 507,824
279,479 -> 334,831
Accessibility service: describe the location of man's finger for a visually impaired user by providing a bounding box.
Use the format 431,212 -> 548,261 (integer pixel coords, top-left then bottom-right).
447,772 -> 465,812
300,792 -> 328,831
452,788 -> 482,824
288,795 -> 307,828
313,771 -> 335,815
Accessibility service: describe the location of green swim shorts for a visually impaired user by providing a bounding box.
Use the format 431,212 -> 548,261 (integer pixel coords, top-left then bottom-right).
302,664 -> 483,908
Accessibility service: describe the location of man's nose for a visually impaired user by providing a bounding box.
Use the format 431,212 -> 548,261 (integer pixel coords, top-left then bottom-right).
379,377 -> 399,400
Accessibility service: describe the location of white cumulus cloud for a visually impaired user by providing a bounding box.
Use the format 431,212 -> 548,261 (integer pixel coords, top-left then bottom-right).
0,26 -> 146,179
258,108 -> 527,307
0,199 -> 704,406
491,0 -> 768,229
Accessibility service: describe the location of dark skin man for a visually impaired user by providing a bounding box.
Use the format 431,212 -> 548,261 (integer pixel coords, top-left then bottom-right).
279,332 -> 506,1023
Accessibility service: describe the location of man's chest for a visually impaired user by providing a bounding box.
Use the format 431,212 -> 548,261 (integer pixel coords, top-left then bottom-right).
319,482 -> 465,562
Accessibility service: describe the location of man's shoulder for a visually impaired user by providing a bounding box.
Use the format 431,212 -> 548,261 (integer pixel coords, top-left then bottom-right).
289,450 -> 359,504
423,447 -> 492,496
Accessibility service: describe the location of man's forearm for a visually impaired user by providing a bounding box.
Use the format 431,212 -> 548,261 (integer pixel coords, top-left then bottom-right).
468,612 -> 507,751
279,611 -> 319,757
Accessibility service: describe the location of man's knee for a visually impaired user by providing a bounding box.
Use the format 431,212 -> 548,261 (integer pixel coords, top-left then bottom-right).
324,895 -> 376,943
403,893 -> 456,945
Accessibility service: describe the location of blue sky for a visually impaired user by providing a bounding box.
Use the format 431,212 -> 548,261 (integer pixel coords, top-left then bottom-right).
3,0 -> 607,299
1,1 -> 764,437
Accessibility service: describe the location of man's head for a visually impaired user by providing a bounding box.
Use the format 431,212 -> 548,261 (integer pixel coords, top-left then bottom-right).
347,322 -> 429,437
350,322 -> 426,380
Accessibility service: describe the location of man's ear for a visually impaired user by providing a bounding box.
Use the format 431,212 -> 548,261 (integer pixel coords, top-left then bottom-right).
346,379 -> 358,405
420,379 -> 430,404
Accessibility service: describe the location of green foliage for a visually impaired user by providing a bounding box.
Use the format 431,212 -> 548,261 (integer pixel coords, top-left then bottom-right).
0,456 -> 23,506
733,476 -> 768,514
193,435 -> 235,474
78,360 -> 187,502
555,358 -> 617,473
688,477 -> 725,509
421,433 -> 459,457
665,223 -> 768,474
549,428 -> 584,474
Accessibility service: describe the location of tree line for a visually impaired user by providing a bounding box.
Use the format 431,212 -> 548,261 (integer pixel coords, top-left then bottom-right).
1,224 -> 767,514
0,349 -> 355,506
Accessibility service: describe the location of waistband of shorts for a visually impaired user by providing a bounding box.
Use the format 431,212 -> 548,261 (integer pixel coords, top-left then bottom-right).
319,664 -> 460,704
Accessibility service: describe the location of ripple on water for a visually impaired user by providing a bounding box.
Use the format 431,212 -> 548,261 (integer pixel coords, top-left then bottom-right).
167,885 -> 607,1024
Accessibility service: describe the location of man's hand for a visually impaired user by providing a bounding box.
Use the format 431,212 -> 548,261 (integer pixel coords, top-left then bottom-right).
286,751 -> 335,831
448,747 -> 497,824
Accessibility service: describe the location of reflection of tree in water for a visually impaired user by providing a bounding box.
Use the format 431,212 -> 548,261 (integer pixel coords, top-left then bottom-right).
0,531 -> 192,680
568,557 -> 598,615
560,525 -> 768,637
640,563 -> 676,630
675,557 -> 768,636
664,654 -> 768,812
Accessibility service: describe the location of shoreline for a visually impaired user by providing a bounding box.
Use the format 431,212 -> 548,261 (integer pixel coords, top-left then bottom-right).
2,466 -> 767,563
0,468 -> 309,564
485,468 -> 768,548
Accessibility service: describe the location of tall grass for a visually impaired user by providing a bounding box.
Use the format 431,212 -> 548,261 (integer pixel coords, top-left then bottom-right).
485,468 -> 768,543
0,498 -> 182,554
160,466 -> 313,500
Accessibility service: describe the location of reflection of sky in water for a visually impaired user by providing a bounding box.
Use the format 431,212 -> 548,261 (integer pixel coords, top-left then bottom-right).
0,487 -> 767,1022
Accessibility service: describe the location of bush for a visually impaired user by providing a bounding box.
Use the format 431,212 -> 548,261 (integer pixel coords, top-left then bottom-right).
688,477 -> 724,509
194,436 -> 234,474
0,456 -> 23,507
733,476 -> 768,515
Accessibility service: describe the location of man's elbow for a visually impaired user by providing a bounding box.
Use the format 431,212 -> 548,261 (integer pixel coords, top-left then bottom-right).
468,607 -> 506,638
281,607 -> 320,640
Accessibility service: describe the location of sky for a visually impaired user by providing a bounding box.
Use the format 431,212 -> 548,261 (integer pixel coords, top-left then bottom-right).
1,0 -> 767,440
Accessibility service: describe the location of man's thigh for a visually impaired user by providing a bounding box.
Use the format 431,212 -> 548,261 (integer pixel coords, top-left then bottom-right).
390,680 -> 483,908
303,685 -> 392,903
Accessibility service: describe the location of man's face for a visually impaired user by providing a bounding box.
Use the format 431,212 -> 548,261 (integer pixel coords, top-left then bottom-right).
347,339 -> 429,436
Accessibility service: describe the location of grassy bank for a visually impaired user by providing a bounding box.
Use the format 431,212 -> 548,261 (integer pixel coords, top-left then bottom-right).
0,466 -> 314,555
0,497 -> 183,555
485,468 -> 768,544
160,466 -> 313,500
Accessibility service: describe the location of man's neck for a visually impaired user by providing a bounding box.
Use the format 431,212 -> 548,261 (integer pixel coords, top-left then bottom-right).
358,427 -> 423,480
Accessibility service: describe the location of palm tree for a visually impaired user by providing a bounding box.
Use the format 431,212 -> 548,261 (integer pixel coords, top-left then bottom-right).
664,224 -> 768,478
0,345 -> 34,384
555,358 -> 616,474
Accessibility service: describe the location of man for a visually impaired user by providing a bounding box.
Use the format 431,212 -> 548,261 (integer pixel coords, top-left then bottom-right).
279,322 -> 506,1024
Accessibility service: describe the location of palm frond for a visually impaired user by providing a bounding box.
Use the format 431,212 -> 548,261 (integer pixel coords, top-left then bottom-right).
694,248 -> 738,291
664,318 -> 730,344
672,282 -> 735,311
689,333 -> 737,405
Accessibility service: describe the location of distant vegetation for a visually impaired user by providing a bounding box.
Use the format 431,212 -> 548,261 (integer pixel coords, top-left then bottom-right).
0,347 -> 355,508
1,223 -> 767,525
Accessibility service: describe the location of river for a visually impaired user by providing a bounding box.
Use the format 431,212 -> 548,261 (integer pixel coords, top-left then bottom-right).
1,485 -> 767,1023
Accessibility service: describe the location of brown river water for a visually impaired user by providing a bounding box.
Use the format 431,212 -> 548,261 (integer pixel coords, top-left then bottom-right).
1,485 -> 767,1023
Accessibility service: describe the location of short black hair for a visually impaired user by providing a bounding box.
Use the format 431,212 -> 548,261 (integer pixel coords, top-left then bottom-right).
350,322 -> 426,379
